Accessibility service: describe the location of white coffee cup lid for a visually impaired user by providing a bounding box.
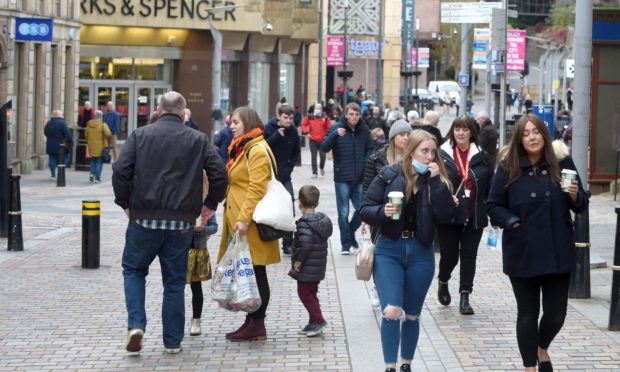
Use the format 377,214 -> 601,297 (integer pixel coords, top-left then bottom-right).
388,191 -> 404,198
561,169 -> 577,175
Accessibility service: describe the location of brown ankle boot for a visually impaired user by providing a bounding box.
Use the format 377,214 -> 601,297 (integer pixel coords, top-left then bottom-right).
228,317 -> 267,342
225,315 -> 251,339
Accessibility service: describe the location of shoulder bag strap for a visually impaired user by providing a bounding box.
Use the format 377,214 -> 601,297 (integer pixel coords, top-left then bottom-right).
245,143 -> 278,179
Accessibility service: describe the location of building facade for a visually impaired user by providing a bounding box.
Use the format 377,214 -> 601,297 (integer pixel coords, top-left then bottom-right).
79,0 -> 319,138
0,1 -> 80,174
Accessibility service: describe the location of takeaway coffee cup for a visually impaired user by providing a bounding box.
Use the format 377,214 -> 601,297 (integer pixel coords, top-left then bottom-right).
561,169 -> 577,192
387,191 -> 405,220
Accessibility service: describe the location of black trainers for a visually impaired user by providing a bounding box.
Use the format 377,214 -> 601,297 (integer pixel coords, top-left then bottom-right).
438,281 -> 451,306
297,324 -> 312,335
400,364 -> 412,372
305,321 -> 327,337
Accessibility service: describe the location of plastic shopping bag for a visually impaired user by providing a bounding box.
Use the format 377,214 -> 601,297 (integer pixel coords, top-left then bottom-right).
211,232 -> 262,313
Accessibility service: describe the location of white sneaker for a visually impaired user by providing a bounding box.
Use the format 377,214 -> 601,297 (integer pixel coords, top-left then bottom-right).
126,328 -> 144,352
189,318 -> 201,336
164,346 -> 182,354
340,250 -> 350,255
370,284 -> 381,308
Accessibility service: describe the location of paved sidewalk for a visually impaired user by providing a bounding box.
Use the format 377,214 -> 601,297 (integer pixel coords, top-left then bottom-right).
1,137 -> 619,371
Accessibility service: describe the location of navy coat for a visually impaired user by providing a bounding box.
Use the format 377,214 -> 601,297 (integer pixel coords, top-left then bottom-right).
44,117 -> 73,155
213,126 -> 233,163
438,141 -> 494,230
264,117 -> 300,183
486,155 -> 588,278
361,164 -> 458,246
289,212 -> 333,282
320,119 -> 373,183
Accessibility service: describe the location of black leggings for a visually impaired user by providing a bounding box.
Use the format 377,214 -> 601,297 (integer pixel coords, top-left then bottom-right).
190,281 -> 203,319
509,273 -> 571,367
437,223 -> 483,293
251,265 -> 270,319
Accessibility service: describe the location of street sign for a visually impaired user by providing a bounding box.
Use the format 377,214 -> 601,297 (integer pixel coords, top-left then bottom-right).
458,73 -> 470,87
508,9 -> 518,18
565,59 -> 575,78
533,105 -> 555,137
473,28 -> 490,70
491,8 -> 506,50
441,2 -> 503,24
412,47 -> 430,69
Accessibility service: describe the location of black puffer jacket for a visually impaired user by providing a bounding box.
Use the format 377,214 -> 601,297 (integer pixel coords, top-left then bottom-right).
438,141 -> 494,230
361,164 -> 458,246
362,145 -> 388,196
289,212 -> 333,282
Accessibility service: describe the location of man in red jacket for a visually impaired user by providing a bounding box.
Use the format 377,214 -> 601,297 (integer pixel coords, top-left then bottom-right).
301,103 -> 331,178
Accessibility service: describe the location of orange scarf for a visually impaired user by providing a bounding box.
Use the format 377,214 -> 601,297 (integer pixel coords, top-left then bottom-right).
226,127 -> 264,170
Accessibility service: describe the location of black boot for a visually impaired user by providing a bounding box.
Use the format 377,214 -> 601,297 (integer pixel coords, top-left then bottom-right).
459,291 -> 475,315
438,280 -> 451,306
400,364 -> 411,372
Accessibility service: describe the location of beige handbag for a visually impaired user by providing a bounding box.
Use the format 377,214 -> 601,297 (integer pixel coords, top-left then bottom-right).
355,236 -> 375,281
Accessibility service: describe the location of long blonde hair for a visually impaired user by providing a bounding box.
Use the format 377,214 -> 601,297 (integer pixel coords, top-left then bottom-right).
401,129 -> 452,199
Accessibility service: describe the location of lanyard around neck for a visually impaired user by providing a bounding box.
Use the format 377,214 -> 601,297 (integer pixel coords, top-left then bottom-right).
454,146 -> 470,183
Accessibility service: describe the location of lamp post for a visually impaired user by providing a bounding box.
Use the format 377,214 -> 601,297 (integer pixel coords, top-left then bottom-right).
341,0 -> 350,105
414,17 -> 420,94
317,0 -> 324,103
376,0 -> 383,105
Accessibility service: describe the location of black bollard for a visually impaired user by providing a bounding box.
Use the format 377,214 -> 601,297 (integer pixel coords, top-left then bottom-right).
609,206 -> 620,331
7,174 -> 23,251
569,208 -> 591,298
81,200 -> 100,269
57,147 -> 66,187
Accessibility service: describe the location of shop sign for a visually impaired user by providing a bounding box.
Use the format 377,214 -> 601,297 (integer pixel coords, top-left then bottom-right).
80,0 -> 238,22
472,28 -> 489,70
411,47 -> 429,69
15,18 -> 53,42
506,29 -> 526,72
348,38 -> 383,58
327,35 -> 344,66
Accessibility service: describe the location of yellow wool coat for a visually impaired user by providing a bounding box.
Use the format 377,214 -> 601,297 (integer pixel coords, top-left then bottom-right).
85,119 -> 111,157
217,136 -> 280,266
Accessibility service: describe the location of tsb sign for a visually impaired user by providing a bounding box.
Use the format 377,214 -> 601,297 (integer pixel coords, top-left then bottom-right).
15,18 -> 53,42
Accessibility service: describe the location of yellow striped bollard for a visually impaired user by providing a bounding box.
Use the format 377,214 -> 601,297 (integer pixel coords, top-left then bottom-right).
82,200 -> 100,268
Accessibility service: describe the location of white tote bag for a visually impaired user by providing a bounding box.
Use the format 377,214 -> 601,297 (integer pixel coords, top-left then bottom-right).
247,144 -> 296,232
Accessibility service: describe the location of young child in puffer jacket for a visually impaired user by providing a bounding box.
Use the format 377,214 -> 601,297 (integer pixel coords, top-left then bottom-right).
288,185 -> 333,337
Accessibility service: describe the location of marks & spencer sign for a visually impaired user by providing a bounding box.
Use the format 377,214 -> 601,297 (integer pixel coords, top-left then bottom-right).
80,0 -> 238,21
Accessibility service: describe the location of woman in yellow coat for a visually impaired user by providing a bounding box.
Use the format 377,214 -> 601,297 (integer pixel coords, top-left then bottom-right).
218,106 -> 280,342
84,110 -> 111,183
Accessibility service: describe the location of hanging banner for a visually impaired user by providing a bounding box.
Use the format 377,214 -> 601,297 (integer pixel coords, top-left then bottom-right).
507,29 -> 526,72
401,0 -> 414,70
472,28 -> 490,70
327,35 -> 345,66
411,48 -> 430,69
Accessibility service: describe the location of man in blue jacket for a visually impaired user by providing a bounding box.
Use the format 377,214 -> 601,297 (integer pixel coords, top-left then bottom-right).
103,101 -> 121,162
321,102 -> 373,254
264,104 -> 300,255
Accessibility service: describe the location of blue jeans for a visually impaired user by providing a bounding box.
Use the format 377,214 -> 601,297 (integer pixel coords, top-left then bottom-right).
122,220 -> 193,348
90,157 -> 103,181
373,235 -> 436,364
334,182 -> 362,251
48,152 -> 70,177
281,179 -> 295,249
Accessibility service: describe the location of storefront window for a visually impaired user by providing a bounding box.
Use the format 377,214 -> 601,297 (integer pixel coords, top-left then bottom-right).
279,63 -> 295,107
250,62 -> 270,122
78,56 -> 170,80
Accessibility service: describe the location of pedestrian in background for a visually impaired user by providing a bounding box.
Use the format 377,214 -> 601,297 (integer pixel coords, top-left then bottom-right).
213,117 -> 233,163
436,116 -> 494,315
78,100 -> 94,128
184,108 -> 198,130
113,91 -> 227,354
421,111 -> 443,146
487,114 -> 588,372
85,110 -> 111,184
360,130 -> 458,372
44,109 -> 73,179
103,101 -> 120,162
320,102 -> 373,255
218,106 -> 280,342
301,102 -> 331,178
264,104 -> 301,256
288,185 -> 333,337
476,111 -> 499,169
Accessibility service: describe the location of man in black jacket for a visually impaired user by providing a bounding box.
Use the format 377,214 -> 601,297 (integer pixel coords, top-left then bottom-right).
264,104 -> 300,255
320,102 -> 373,255
112,91 -> 227,354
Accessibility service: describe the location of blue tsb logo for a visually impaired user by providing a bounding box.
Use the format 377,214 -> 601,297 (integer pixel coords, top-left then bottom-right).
15,18 -> 53,42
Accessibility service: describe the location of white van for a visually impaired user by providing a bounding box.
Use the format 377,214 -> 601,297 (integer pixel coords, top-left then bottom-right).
428,81 -> 461,105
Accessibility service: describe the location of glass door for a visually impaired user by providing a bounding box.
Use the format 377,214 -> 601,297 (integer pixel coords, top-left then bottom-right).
136,86 -> 152,128
115,87 -> 131,140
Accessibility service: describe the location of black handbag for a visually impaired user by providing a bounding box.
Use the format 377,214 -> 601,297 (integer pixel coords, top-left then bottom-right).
256,223 -> 288,241
101,124 -> 112,163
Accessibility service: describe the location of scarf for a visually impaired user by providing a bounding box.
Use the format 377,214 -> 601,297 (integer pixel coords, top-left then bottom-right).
226,127 -> 264,170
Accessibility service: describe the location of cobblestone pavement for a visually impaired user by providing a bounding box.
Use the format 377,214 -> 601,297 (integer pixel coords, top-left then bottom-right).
1,124 -> 620,371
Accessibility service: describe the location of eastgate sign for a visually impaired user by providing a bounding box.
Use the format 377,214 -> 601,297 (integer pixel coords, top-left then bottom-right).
80,0 -> 238,21
348,38 -> 383,58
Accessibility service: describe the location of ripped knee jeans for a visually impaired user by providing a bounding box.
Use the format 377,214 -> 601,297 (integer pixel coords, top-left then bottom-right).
373,235 -> 435,364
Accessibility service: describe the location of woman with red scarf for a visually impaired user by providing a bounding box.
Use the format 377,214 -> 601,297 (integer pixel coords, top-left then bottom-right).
436,116 -> 494,315
217,107 -> 280,342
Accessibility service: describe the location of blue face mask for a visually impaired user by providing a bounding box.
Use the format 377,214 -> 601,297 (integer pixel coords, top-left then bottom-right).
375,137 -> 386,145
411,158 -> 429,174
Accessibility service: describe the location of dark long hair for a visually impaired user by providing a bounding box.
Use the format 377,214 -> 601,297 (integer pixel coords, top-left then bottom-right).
498,114 -> 561,186
445,115 -> 479,147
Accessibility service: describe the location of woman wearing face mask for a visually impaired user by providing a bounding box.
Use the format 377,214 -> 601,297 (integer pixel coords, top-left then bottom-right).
361,130 -> 458,372
301,103 -> 332,178
436,115 -> 494,315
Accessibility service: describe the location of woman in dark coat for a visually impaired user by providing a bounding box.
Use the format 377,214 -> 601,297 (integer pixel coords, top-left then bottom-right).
487,114 -> 588,372
436,115 -> 494,315
44,110 -> 73,179
361,130 -> 458,372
